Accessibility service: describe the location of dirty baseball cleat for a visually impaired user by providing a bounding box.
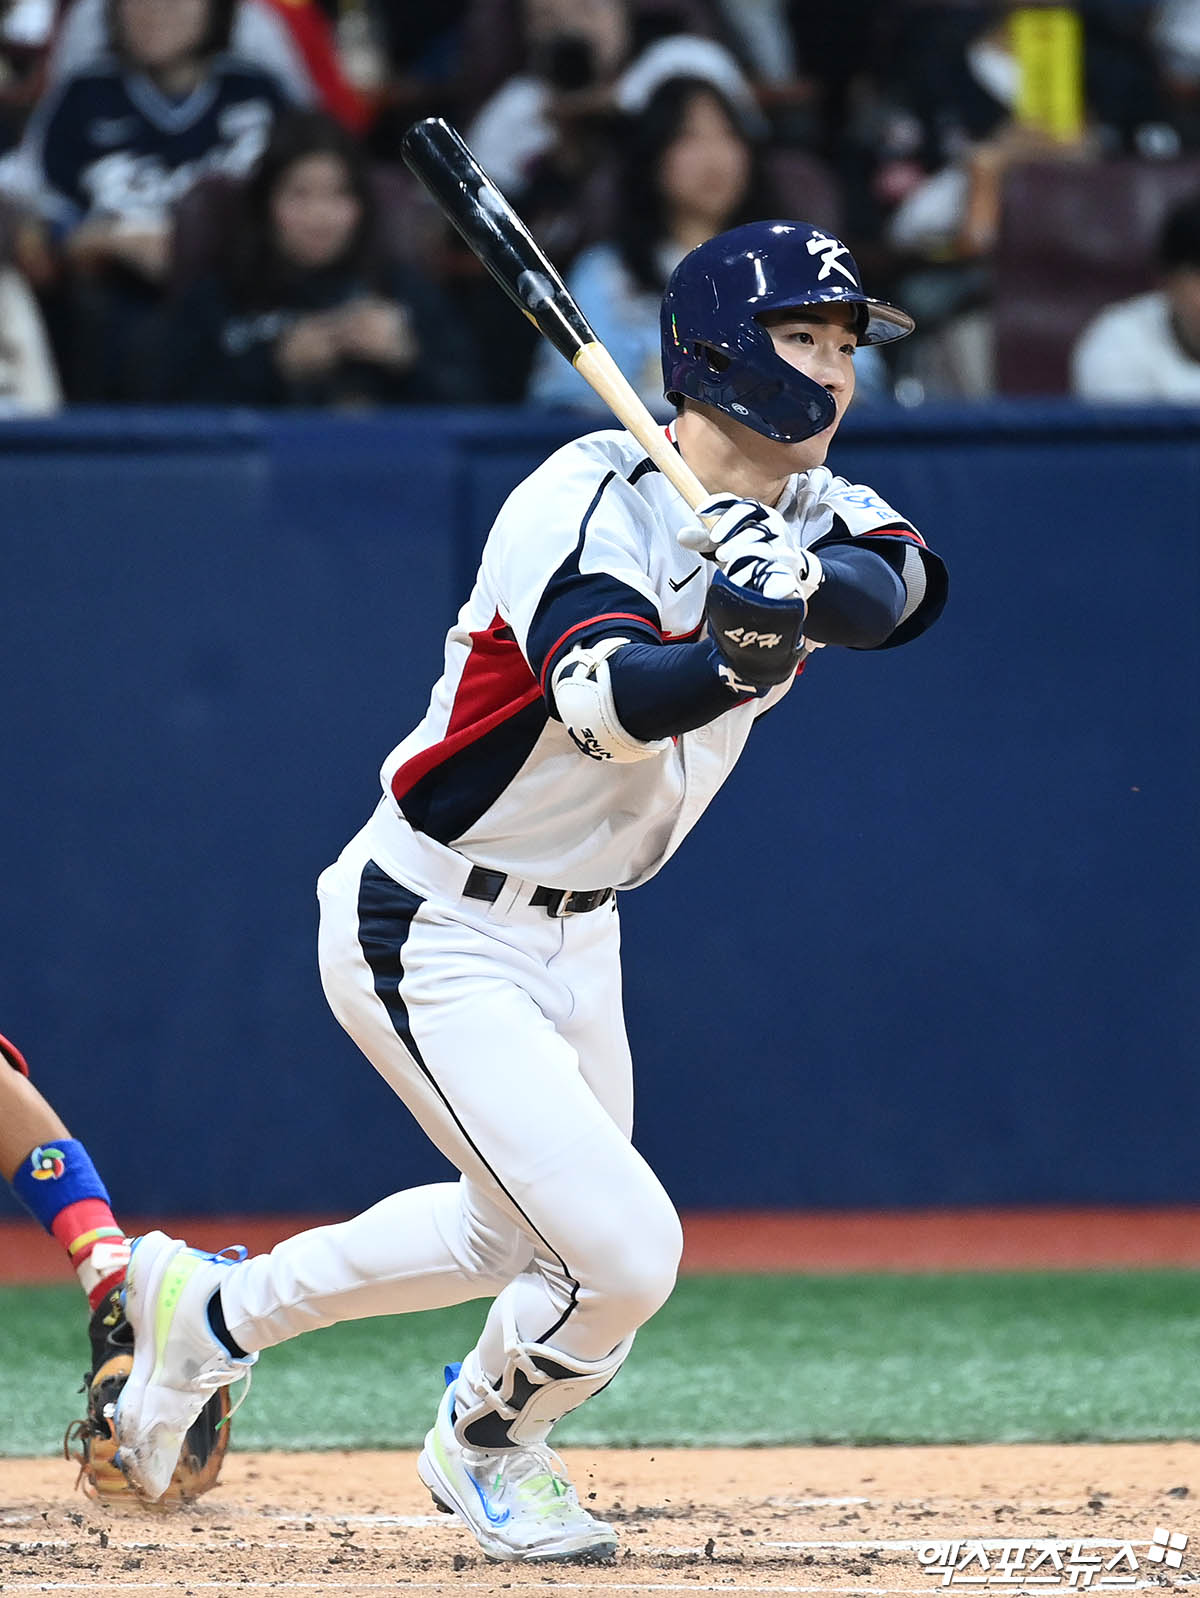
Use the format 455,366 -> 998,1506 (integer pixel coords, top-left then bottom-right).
417,1378 -> 617,1562
65,1279 -> 233,1501
113,1230 -> 255,1500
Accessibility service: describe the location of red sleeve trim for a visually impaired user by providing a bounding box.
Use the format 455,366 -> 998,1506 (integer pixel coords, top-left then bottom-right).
857,523 -> 927,549
0,1031 -> 30,1076
538,612 -> 663,693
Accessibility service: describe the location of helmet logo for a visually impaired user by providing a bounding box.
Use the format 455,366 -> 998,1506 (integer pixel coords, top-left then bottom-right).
805,233 -> 856,285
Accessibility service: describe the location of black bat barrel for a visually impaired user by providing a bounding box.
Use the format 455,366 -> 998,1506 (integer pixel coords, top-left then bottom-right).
400,117 -> 596,363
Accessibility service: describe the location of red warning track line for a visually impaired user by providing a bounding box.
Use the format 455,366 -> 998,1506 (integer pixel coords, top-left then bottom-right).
1,1208 -> 1199,1283
678,1208 -> 1200,1272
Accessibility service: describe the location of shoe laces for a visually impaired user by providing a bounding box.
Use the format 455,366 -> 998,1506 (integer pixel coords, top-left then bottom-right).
217,1368 -> 251,1430
486,1442 -> 577,1514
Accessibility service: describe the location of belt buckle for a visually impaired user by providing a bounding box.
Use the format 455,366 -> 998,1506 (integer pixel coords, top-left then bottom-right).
542,888 -> 575,918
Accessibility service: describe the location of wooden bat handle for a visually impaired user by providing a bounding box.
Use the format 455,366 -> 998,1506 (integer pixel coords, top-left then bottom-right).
572,342 -> 710,513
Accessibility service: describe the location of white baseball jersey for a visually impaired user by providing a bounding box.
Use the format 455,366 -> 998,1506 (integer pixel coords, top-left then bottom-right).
380,427 -> 939,892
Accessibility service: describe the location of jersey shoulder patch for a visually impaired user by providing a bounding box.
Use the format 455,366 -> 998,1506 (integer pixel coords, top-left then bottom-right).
822,478 -> 916,540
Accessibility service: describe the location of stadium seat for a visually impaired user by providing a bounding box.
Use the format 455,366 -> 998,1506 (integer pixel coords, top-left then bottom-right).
994,158 -> 1200,394
168,174 -> 241,295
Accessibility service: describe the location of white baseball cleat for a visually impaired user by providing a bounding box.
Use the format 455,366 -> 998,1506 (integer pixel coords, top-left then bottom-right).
417,1380 -> 618,1562
113,1230 -> 256,1500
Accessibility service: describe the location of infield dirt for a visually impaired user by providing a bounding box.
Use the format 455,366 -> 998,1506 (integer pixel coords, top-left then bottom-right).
1,1444 -> 1197,1595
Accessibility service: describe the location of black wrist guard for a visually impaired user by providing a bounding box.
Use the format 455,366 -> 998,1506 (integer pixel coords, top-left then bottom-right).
704,570 -> 807,690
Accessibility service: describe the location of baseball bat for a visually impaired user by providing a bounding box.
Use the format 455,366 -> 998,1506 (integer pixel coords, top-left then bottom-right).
400,117 -> 710,515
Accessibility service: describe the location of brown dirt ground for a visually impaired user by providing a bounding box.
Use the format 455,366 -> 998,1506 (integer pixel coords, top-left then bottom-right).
1,1445 -> 1197,1596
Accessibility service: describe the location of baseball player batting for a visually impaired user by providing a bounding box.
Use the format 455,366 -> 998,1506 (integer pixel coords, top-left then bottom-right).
112,220 -> 948,1561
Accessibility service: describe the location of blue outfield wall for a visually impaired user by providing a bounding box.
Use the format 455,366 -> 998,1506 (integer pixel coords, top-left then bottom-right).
0,403 -> 1197,1218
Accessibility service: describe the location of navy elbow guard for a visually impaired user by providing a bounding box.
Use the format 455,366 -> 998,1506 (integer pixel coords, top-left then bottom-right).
704,569 -> 807,692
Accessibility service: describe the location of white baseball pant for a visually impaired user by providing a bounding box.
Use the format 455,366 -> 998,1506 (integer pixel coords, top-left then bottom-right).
217,801 -> 683,1409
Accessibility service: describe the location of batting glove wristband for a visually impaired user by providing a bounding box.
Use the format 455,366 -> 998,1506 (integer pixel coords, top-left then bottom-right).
704,570 -> 809,693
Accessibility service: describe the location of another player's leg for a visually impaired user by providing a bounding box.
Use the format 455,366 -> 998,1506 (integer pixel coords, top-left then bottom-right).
0,1033 -> 231,1500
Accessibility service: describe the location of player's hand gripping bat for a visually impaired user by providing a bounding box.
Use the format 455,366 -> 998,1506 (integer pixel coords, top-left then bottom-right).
400,117 -> 711,519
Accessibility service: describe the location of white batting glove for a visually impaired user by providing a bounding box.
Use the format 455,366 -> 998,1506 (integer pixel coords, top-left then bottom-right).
678,492 -> 778,554
681,494 -> 822,602
790,467 -> 836,530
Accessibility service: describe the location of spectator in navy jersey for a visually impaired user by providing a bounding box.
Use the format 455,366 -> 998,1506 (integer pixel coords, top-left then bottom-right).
151,111 -> 477,407
19,0 -> 293,395
46,0 -> 368,133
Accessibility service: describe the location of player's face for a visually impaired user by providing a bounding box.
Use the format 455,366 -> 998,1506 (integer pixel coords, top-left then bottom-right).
659,92 -> 751,231
762,305 -> 858,467
271,155 -> 362,271
117,0 -> 209,69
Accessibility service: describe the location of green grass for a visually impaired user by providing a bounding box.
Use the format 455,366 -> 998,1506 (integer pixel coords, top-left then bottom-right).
4,1271 -> 1199,1457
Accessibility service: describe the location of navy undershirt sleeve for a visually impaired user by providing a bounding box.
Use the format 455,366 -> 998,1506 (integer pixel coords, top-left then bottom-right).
609,639 -> 737,741
803,544 -> 906,648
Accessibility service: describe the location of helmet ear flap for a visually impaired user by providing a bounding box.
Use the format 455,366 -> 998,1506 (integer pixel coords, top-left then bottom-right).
697,343 -> 730,377
664,340 -> 733,409
666,331 -> 832,441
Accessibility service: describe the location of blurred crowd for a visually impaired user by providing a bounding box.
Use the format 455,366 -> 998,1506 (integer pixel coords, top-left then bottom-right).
0,0 -> 1199,416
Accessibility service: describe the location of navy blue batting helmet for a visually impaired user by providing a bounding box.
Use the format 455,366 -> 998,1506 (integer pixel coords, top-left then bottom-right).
660,220 -> 915,443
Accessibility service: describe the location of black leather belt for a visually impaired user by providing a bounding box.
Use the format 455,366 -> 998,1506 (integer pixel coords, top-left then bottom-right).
462,864 -> 614,918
